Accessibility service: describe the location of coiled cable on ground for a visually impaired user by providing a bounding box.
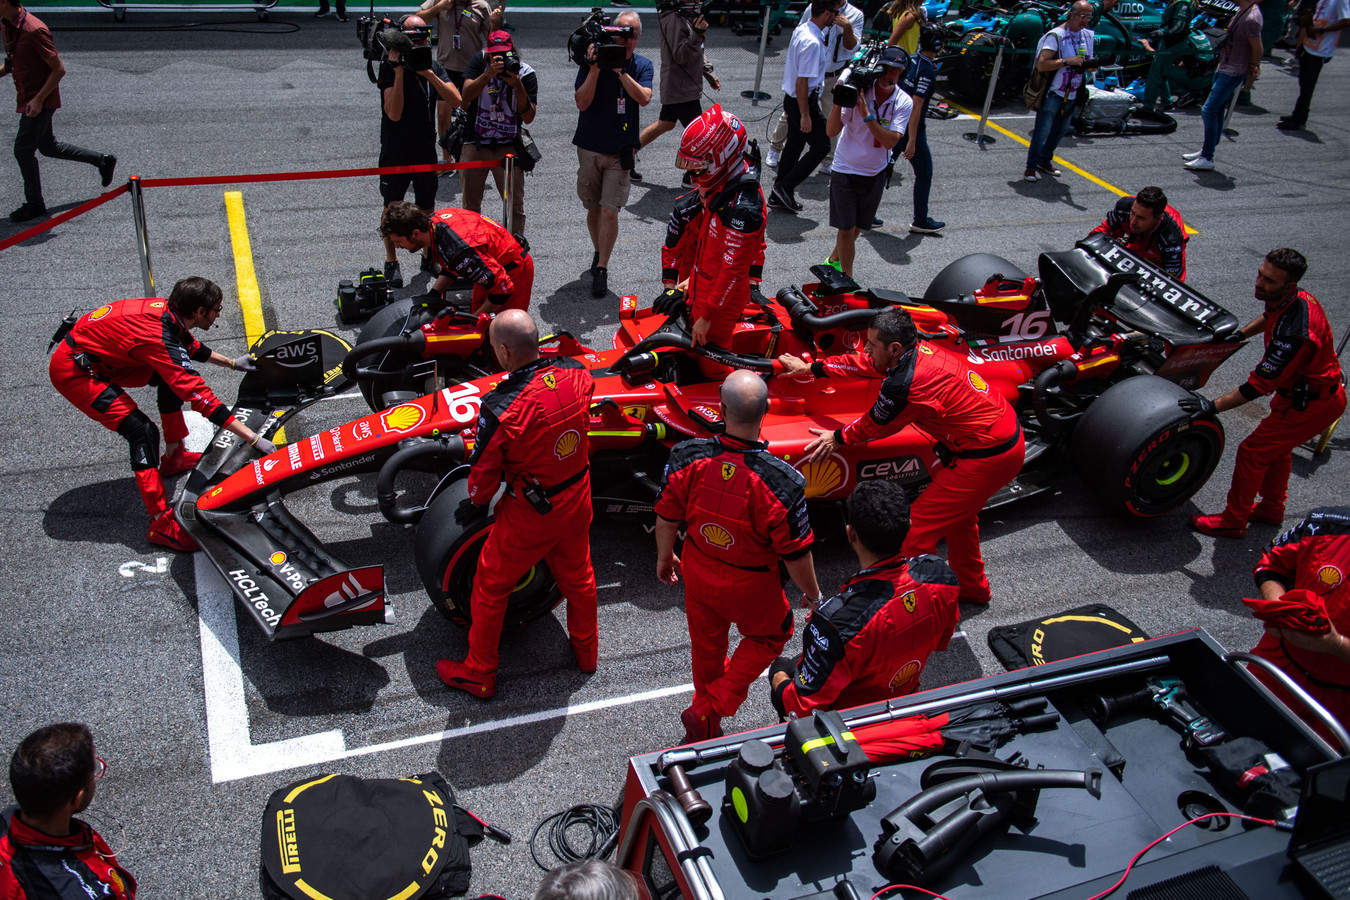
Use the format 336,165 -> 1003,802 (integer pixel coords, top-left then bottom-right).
529,803 -> 623,870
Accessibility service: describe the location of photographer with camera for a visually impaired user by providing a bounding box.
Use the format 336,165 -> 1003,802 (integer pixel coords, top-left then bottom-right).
573,9 -> 652,298
1024,0 -> 1096,183
636,0 -> 720,185
377,15 -> 462,288
460,29 -> 536,233
822,45 -> 910,277
417,0 -> 500,167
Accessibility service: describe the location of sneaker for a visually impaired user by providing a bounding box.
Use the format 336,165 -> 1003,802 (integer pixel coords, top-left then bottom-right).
910,217 -> 946,234
818,161 -> 832,175
1022,169 -> 1039,182
680,701 -> 723,744
1250,501 -> 1285,526
765,149 -> 780,168
148,512 -> 199,552
335,12 -> 349,21
571,636 -> 598,674
766,191 -> 793,212
769,183 -> 802,212
1276,118 -> 1303,131
9,201 -> 47,222
1183,156 -> 1215,171
872,216 -> 883,227
1189,512 -> 1245,538
1036,163 -> 1062,177
822,257 -> 842,272
98,154 -> 117,188
383,259 -> 403,288
630,169 -> 643,183
592,266 -> 608,298
1181,149 -> 1204,160
436,658 -> 497,699
160,447 -> 202,477
314,7 -> 332,15
589,251 -> 599,277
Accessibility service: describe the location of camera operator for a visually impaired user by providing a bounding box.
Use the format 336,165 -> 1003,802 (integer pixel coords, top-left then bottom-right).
573,9 -> 652,299
637,1 -> 721,185
823,46 -> 910,277
1024,0 -> 1096,183
460,30 -> 536,233
377,16 -> 462,288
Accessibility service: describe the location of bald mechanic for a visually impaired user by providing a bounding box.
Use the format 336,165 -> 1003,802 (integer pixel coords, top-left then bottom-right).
436,310 -> 598,699
49,277 -> 275,552
655,370 -> 822,743
381,201 -> 534,314
786,307 -> 1024,604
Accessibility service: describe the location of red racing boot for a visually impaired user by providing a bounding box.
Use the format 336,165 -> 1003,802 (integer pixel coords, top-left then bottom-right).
1249,500 -> 1286,527
436,658 -> 497,699
680,700 -> 722,745
1189,513 -> 1246,539
160,445 -> 202,477
136,468 -> 198,551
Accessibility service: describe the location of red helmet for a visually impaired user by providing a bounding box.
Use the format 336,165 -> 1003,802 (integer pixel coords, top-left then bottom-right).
676,104 -> 748,193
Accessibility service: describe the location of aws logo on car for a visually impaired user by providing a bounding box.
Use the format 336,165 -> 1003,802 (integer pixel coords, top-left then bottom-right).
554,429 -> 580,459
798,455 -> 846,499
700,523 -> 735,549
1317,566 -> 1343,589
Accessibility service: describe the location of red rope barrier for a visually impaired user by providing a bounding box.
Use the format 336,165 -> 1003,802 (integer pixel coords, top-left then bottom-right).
0,183 -> 128,252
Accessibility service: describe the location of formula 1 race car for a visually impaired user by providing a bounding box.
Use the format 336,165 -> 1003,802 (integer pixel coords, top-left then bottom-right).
179,233 -> 1245,640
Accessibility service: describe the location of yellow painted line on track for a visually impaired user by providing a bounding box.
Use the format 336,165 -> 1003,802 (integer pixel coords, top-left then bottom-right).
224,191 -> 285,443
944,98 -> 1200,236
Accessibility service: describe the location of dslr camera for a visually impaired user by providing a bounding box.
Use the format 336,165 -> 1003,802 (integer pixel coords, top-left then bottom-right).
568,7 -> 635,69
358,15 -> 434,82
831,42 -> 888,108
492,48 -> 522,77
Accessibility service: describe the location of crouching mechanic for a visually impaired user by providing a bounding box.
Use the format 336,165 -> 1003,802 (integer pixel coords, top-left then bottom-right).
661,105 -> 766,367
48,277 -> 275,552
770,480 -> 960,719
436,310 -> 598,699
380,201 -> 533,314
654,370 -> 822,743
788,308 -> 1024,604
1089,185 -> 1189,280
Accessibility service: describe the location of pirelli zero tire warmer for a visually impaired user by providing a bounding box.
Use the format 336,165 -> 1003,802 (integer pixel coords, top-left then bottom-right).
1071,375 -> 1224,516
414,477 -> 563,629
923,253 -> 1029,303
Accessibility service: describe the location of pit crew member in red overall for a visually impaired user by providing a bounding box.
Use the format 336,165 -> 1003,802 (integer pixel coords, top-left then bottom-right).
380,201 -> 533,314
1,723 -> 136,900
1186,248 -> 1345,538
654,370 -> 822,743
770,480 -> 960,719
48,277 -> 274,552
660,105 -> 766,363
1245,507 -> 1350,734
436,309 -> 598,699
791,307 -> 1025,604
1088,185 -> 1188,280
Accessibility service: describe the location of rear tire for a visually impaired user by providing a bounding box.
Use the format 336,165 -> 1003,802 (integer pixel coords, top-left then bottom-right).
414,479 -> 562,630
950,31 -> 1014,103
355,299 -> 431,411
1071,376 -> 1224,517
923,252 -> 1028,303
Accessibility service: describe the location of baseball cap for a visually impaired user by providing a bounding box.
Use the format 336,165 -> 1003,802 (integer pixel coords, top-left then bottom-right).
485,30 -> 513,52
879,46 -> 909,68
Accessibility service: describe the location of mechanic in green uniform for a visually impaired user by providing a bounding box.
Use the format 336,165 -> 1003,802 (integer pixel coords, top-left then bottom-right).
1144,0 -> 1195,108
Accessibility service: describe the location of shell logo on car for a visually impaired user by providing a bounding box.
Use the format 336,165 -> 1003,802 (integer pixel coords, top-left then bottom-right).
89,305 -> 113,320
699,523 -> 735,549
968,371 -> 990,393
270,551 -> 287,566
889,660 -> 922,691
554,429 -> 580,459
721,463 -> 736,481
381,404 -> 425,434
799,456 -> 846,499
1317,566 -> 1343,588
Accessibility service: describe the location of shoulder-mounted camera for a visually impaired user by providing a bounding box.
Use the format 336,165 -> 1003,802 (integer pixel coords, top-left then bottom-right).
832,42 -> 888,108
568,7 -> 635,69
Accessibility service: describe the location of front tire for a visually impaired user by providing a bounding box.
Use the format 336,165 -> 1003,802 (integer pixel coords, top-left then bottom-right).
414,479 -> 562,629
1071,376 -> 1224,517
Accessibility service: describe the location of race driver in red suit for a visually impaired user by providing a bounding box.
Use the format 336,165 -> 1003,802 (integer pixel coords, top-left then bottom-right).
660,105 -> 766,368
48,277 -> 275,552
1185,248 -> 1345,538
655,370 -> 822,743
1088,185 -> 1188,280
436,309 -> 598,699
380,201 -> 533,314
1244,507 -> 1350,735
789,307 -> 1025,604
770,480 -> 960,719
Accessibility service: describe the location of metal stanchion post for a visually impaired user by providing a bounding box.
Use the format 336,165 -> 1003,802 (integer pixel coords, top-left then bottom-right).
1221,84 -> 1242,137
128,175 -> 155,297
963,39 -> 1005,147
503,153 -> 515,234
741,5 -> 773,104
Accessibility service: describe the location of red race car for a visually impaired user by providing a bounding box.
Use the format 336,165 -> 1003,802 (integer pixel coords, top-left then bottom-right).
180,234 -> 1245,640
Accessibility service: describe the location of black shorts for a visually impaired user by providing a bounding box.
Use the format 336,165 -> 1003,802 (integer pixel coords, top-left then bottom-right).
828,170 -> 887,231
658,99 -> 703,126
379,149 -> 439,208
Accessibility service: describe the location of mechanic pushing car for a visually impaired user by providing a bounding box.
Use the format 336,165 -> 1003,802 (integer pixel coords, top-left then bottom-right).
1186,248 -> 1346,538
788,307 -> 1024,605
48,277 -> 275,552
1089,186 -> 1189,280
769,480 -> 960,720
380,201 -> 533,314
654,370 -> 823,744
436,309 -> 598,699
661,105 -> 766,372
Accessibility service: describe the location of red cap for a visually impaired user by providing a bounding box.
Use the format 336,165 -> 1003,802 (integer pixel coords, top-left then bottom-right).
485,30 -> 513,52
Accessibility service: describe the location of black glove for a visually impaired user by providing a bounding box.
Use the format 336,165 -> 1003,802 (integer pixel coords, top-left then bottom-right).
232,354 -> 256,372
1178,395 -> 1216,417
750,284 -> 769,307
653,287 -> 687,317
454,498 -> 488,527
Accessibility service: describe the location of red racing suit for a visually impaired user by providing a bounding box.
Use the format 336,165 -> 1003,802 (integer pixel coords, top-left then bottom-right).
1219,288 -> 1346,523
427,208 -> 533,314
1248,507 -> 1350,733
464,356 -> 597,673
835,342 -> 1024,601
774,553 -> 960,718
661,170 -> 766,351
1090,197 -> 1189,280
655,432 -> 814,718
0,807 -> 136,900
49,298 -> 236,456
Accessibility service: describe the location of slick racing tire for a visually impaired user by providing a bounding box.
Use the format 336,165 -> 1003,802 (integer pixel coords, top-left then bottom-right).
355,299 -> 436,411
950,31 -> 1017,103
414,478 -> 563,630
923,253 -> 1029,303
1071,376 -> 1224,517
